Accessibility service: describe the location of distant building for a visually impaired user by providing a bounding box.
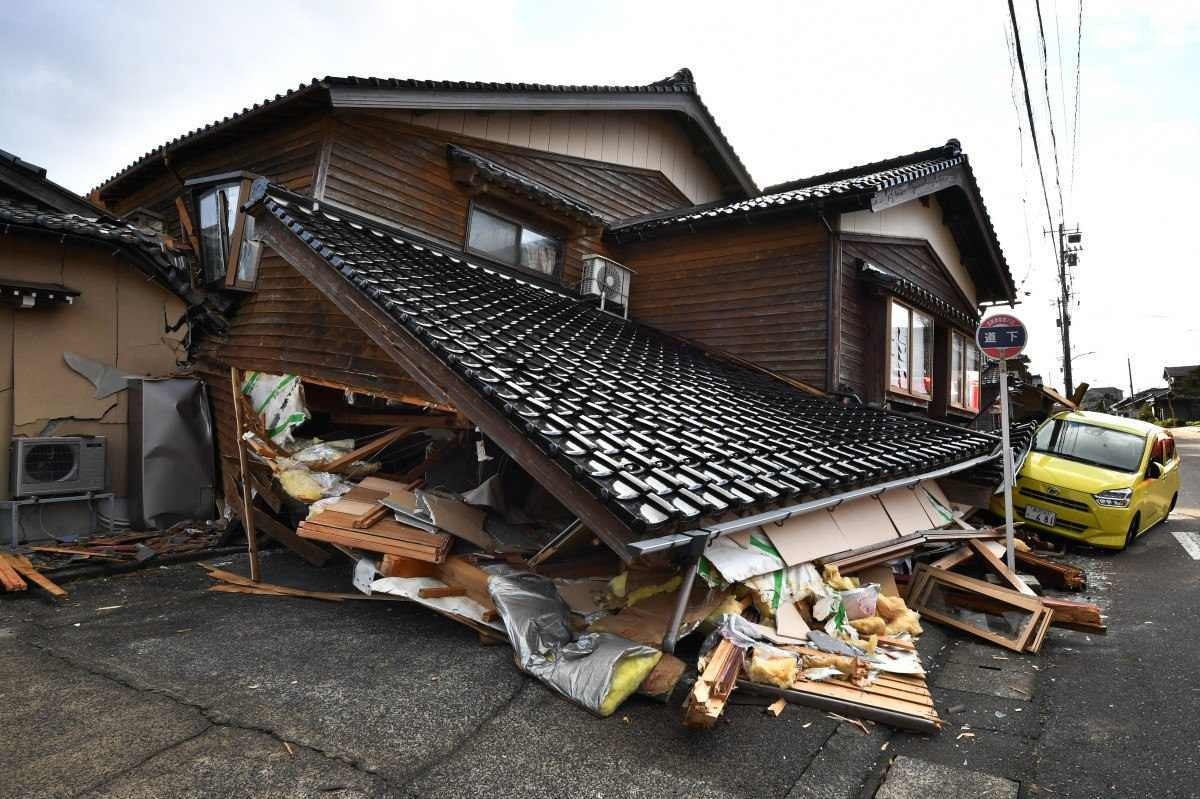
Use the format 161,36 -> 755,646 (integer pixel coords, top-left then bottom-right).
1081,386 -> 1123,412
1110,387 -> 1170,420
1163,365 -> 1200,421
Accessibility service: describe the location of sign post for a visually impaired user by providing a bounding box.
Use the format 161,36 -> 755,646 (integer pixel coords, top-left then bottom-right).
976,314 -> 1028,572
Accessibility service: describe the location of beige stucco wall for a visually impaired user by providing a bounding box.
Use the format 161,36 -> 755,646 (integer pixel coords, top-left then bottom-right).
0,234 -> 187,500
398,109 -> 724,204
839,197 -> 978,306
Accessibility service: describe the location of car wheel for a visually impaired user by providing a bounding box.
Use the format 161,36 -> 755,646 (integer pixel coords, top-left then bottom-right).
1122,513 -> 1141,550
1170,493 -> 1178,513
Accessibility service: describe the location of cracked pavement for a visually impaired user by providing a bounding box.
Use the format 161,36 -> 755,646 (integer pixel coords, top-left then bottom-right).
2,428 -> 1197,798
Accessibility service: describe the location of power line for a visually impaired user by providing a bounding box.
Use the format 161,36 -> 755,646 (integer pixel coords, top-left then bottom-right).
1003,18 -> 1036,292
1033,0 -> 1065,220
1053,0 -> 1071,211
1070,0 -> 1084,196
1006,0 -> 1060,264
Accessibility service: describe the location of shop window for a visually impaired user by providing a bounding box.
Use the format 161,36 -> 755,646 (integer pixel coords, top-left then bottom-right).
889,299 -> 934,399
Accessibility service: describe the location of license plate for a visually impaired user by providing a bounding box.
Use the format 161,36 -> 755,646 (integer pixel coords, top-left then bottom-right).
1024,505 -> 1056,527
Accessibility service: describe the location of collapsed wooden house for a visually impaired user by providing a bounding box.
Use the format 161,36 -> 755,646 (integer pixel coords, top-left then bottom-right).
78,68 -> 1026,645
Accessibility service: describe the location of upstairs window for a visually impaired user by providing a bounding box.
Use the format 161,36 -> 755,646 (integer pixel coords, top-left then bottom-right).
188,174 -> 262,290
889,299 -> 933,399
466,205 -> 560,277
950,331 -> 982,412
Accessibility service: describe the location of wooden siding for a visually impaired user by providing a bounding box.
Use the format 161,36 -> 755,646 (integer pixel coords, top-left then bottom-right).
384,108 -> 724,203
104,117 -> 326,240
194,249 -> 432,467
464,144 -> 690,222
322,113 -> 617,287
617,220 -> 830,388
842,236 -> 977,322
837,256 -> 885,402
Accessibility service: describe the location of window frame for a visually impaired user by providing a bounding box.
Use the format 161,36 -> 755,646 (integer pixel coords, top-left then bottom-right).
949,330 -> 982,413
184,172 -> 261,290
464,201 -> 562,280
886,298 -> 935,401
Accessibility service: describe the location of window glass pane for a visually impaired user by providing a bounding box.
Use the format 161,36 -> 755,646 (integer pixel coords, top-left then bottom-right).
198,189 -> 226,281
519,227 -> 558,275
234,214 -> 260,285
890,301 -> 910,392
951,334 -> 964,406
468,209 -> 519,265
221,184 -> 239,239
966,345 -> 981,411
912,310 -> 933,396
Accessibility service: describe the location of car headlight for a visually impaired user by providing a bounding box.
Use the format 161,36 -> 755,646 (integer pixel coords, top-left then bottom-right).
1093,488 -> 1133,508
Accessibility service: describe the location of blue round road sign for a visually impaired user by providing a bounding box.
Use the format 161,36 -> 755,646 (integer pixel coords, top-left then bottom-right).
976,314 -> 1027,359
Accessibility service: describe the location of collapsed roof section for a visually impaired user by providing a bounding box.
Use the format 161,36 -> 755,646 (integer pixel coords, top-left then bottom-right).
609,140 -> 1016,304
245,180 -> 999,560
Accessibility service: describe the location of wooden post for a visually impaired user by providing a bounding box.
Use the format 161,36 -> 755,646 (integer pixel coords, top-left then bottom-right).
229,367 -> 261,581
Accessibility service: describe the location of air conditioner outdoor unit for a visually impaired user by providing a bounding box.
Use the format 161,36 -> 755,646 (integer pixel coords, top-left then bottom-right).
580,254 -> 635,318
11,436 -> 107,498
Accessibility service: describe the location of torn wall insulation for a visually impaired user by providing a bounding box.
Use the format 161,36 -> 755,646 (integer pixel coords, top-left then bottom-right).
127,378 -> 216,530
241,372 -> 308,448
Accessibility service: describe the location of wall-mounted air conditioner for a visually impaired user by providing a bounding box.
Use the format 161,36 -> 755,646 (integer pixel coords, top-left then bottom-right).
11,436 -> 107,498
580,254 -> 635,318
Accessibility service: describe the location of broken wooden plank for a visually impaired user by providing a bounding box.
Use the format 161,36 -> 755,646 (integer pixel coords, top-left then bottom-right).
6,554 -> 66,599
1015,550 -> 1086,591
312,427 -> 412,474
908,566 -> 1045,653
418,585 -> 466,599
683,638 -> 744,729
0,554 -> 28,592
378,554 -> 438,578
229,367 -> 261,581
352,504 -> 390,530
968,539 -> 1037,597
1042,596 -> 1107,634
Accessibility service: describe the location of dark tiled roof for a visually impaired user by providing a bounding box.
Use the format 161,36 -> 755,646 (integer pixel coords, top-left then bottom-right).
446,145 -> 604,225
610,144 -> 964,235
0,198 -> 175,259
609,140 -> 1016,303
95,68 -> 754,198
859,261 -> 979,328
252,183 -> 998,539
1163,365 -> 1200,379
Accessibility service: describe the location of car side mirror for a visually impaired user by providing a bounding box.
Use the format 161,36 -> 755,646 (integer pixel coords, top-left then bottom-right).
1146,462 -> 1163,480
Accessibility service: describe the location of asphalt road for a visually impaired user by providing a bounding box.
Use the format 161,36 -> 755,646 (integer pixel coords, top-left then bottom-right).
2,427 -> 1197,798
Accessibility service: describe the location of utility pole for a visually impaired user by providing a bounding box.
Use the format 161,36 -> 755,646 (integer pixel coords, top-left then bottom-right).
1127,357 -> 1135,398
1055,224 -> 1083,397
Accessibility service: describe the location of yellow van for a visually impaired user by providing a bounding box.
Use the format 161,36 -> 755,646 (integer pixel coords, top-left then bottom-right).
992,411 -> 1181,549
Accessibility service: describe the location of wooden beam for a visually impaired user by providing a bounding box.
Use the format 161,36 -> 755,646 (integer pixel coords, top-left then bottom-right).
251,507 -> 331,567
968,539 -> 1036,596
5,554 -> 65,599
229,367 -> 261,581
251,207 -> 636,560
311,426 -> 412,473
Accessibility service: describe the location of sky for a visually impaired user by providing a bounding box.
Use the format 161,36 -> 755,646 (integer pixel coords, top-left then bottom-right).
1,1 -> 1196,395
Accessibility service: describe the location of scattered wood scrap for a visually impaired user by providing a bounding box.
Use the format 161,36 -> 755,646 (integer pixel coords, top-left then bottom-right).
683,638 -> 744,729
739,669 -> 941,734
201,565 -> 402,603
1,553 -> 65,599
298,510 -> 451,562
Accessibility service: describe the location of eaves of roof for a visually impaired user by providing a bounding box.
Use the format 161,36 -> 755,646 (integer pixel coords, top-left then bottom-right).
858,261 -> 980,328
94,69 -> 757,201
446,144 -> 604,226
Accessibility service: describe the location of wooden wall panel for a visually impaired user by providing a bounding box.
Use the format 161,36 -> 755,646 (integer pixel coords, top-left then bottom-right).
838,257 -> 884,402
105,117 -> 327,240
618,220 -> 830,387
842,237 -> 976,321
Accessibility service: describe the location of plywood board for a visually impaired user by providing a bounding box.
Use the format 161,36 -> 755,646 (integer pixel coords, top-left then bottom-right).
879,488 -> 935,535
915,481 -> 955,527
763,510 -> 848,566
424,492 -> 491,549
855,564 -> 899,597
774,600 -> 811,641
830,497 -> 899,550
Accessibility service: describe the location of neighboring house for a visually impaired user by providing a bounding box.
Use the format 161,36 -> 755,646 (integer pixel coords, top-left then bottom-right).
1111,387 -> 1170,420
0,149 -> 194,534
1163,365 -> 1200,420
1081,386 -> 1124,412
88,70 -> 1003,552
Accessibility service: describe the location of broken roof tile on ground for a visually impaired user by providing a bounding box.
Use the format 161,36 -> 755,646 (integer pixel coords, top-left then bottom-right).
248,182 -> 999,545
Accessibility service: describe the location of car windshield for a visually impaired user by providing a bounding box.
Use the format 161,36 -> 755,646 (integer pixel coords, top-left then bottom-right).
1032,419 -> 1146,473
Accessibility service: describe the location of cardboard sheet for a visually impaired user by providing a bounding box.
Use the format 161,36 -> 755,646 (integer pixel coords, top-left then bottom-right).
915,481 -> 955,527
855,564 -> 900,597
424,492 -> 492,550
830,496 -> 899,550
763,509 -> 849,567
879,488 -> 935,535
774,600 -> 812,641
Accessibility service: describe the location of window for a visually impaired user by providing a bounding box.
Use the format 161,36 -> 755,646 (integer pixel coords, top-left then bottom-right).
889,299 -> 934,398
950,331 -> 981,411
191,176 -> 262,290
1033,419 -> 1146,473
466,205 -> 560,276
